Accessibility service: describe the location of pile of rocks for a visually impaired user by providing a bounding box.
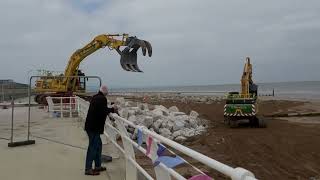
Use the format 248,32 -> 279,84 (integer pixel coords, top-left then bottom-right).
114,97 -> 207,142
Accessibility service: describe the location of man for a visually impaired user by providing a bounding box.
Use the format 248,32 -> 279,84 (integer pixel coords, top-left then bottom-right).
84,85 -> 116,175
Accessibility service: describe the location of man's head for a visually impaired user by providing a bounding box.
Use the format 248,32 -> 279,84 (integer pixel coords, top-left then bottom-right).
99,85 -> 109,95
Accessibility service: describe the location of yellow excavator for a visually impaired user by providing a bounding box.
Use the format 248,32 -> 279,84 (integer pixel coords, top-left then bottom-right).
34,34 -> 152,104
224,57 -> 266,128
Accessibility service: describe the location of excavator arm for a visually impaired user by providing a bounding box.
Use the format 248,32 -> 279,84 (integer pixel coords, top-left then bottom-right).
63,34 -> 152,90
240,57 -> 257,97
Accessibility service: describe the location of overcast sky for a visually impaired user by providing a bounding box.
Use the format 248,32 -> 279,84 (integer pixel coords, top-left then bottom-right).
0,0 -> 319,87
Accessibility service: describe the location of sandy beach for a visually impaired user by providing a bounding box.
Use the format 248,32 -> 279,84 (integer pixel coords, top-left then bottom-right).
1,95 -> 319,180
117,94 -> 320,180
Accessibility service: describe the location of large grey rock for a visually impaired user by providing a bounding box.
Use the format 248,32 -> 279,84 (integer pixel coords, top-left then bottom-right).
116,97 -> 126,106
160,118 -> 169,128
162,120 -> 174,131
167,136 -> 174,140
142,116 -> 153,128
138,103 -> 149,110
153,119 -> 163,132
173,120 -> 186,131
119,109 -> 129,119
128,110 -> 136,117
189,110 -> 199,119
151,109 -> 163,116
196,125 -> 206,134
135,115 -> 147,125
159,128 -> 172,138
172,130 -> 183,138
188,118 -> 198,128
128,115 -> 137,124
175,136 -> 187,142
175,115 -> 189,122
168,106 -> 179,112
124,101 -> 131,107
130,107 -> 140,111
154,105 -> 169,116
135,109 -> 143,115
171,112 -> 186,116
184,129 -> 196,137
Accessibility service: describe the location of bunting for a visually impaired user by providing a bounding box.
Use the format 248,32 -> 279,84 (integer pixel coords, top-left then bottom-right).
146,135 -> 153,155
153,143 -> 185,168
137,128 -> 143,146
154,155 -> 185,168
157,143 -> 167,156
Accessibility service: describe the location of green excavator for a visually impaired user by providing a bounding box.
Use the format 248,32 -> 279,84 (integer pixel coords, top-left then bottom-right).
224,57 -> 266,128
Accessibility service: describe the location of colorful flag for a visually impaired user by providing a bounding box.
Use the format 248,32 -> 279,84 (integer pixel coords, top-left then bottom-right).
157,143 -> 167,156
188,174 -> 212,180
137,128 -> 143,146
146,135 -> 153,156
154,155 -> 185,168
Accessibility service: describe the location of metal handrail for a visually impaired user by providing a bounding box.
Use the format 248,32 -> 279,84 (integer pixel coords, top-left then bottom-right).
110,114 -> 256,180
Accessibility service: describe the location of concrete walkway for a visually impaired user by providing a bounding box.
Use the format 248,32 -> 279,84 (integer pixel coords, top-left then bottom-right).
0,107 -> 125,180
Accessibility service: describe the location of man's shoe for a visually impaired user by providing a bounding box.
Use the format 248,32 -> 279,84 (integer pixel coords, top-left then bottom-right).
94,166 -> 107,172
85,169 -> 100,176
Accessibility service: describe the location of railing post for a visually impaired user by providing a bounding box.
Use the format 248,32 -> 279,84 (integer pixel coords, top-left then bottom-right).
114,118 -> 137,180
69,97 -> 72,118
149,137 -> 172,180
60,97 -> 63,118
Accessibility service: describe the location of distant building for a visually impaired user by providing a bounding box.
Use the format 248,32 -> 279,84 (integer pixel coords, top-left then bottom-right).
0,79 -> 13,84
0,79 -> 28,101
0,79 -> 28,88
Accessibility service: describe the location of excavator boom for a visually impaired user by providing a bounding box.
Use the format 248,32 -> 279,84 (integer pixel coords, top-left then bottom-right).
34,33 -> 152,103
64,34 -> 152,90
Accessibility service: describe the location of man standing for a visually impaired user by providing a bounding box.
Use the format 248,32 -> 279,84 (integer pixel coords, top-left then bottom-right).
84,85 -> 115,175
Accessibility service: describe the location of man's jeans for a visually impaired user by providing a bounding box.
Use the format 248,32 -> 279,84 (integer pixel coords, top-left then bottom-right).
85,131 -> 102,170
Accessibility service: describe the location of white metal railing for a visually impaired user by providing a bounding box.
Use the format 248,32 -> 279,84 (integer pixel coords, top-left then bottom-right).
46,96 -> 78,118
71,97 -> 257,180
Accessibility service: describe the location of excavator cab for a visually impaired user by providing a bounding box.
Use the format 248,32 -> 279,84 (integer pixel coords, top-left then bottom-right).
117,36 -> 152,72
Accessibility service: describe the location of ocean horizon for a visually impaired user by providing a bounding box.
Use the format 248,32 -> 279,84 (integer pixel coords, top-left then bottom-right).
86,81 -> 320,100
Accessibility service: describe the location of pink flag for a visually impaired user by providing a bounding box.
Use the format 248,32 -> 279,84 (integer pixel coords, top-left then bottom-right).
188,174 -> 212,180
146,135 -> 153,156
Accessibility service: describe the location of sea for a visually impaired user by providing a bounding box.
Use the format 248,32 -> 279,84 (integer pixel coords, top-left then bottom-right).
90,81 -> 320,100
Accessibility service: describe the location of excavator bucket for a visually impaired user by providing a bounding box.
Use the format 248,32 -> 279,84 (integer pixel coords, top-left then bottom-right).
117,36 -> 152,72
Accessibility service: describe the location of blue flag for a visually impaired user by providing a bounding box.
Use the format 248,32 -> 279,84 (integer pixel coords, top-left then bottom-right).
137,129 -> 143,146
154,155 -> 185,168
157,143 -> 166,156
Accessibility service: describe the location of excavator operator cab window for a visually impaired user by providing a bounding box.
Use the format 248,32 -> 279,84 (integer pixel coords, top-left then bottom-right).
78,77 -> 86,91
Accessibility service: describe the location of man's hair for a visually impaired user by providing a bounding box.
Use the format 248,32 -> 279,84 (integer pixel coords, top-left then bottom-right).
99,85 -> 108,95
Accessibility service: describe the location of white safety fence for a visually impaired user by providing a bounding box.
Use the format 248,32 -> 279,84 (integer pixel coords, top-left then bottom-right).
46,96 -> 78,118
62,96 -> 257,180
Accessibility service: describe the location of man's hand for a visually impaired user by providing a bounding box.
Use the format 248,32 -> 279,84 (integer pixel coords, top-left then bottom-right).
113,106 -> 119,115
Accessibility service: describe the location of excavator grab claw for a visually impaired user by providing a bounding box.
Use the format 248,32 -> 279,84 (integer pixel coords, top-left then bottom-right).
117,36 -> 152,72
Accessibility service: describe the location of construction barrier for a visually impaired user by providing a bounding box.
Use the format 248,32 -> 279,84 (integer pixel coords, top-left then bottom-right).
46,96 -> 78,118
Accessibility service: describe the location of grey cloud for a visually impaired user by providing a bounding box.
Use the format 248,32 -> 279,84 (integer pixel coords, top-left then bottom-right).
0,0 -> 319,87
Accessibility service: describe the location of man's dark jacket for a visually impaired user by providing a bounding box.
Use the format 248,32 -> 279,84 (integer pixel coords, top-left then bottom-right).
85,91 -> 114,134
